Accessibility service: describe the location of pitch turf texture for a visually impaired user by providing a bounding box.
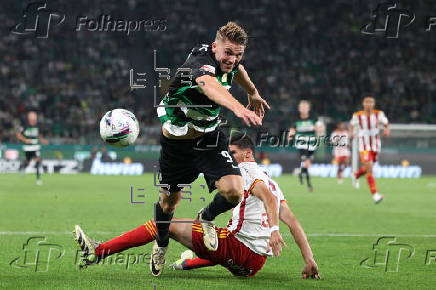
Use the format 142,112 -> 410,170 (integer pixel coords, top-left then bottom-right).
1,173 -> 435,289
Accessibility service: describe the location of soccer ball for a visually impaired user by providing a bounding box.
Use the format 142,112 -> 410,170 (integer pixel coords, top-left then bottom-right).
180,250 -> 194,260
99,109 -> 139,147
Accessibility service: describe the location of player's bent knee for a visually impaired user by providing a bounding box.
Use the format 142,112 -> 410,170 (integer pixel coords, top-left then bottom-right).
216,176 -> 244,203
221,188 -> 243,204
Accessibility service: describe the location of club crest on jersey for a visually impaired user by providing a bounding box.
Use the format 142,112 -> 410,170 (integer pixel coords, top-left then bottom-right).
199,65 -> 215,74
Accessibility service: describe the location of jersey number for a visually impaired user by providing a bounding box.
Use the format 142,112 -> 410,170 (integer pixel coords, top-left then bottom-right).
199,44 -> 209,52
261,213 -> 269,228
220,150 -> 234,163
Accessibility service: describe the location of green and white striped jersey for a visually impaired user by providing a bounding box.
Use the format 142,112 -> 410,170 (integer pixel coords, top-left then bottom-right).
292,115 -> 321,151
157,44 -> 239,136
19,122 -> 40,151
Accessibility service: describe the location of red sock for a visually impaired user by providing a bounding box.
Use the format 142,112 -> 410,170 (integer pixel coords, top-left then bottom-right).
183,258 -> 216,270
355,167 -> 367,179
366,173 -> 377,194
96,220 -> 157,258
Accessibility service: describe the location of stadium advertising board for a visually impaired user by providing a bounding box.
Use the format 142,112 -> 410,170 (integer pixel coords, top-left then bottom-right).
0,159 -> 79,174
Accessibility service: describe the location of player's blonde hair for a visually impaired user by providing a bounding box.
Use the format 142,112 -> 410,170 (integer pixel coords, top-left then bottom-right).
216,21 -> 248,46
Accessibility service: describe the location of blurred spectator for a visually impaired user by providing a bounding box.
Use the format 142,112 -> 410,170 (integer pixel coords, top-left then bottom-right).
1,1 -> 435,144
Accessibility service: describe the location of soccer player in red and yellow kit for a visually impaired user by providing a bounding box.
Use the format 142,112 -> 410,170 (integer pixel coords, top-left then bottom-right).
73,134 -> 319,279
331,122 -> 350,184
350,96 -> 390,203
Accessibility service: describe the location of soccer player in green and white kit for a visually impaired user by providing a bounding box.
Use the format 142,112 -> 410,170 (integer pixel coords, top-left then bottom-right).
289,100 -> 323,192
16,111 -> 48,185
151,22 -> 269,276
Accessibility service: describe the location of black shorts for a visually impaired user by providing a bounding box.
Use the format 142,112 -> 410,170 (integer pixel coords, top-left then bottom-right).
25,150 -> 40,161
298,149 -> 315,161
158,129 -> 241,193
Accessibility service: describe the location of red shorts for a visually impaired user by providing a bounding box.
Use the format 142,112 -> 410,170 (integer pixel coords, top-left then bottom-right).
335,156 -> 349,164
360,150 -> 378,163
191,223 -> 266,277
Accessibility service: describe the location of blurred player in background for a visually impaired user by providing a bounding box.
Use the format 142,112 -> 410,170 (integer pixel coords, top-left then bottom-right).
350,96 -> 390,203
73,134 -> 319,279
331,122 -> 350,184
15,111 -> 48,185
154,22 -> 269,275
289,100 -> 324,192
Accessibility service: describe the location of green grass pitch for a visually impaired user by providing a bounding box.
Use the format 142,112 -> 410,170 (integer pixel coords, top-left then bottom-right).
1,173 -> 436,289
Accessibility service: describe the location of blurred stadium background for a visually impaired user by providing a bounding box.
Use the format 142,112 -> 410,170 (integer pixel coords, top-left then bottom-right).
2,1 -> 436,289
1,0 -> 436,177
0,0 -> 436,168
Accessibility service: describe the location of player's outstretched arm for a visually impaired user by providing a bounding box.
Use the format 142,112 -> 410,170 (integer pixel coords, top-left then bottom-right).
196,75 -> 261,127
234,64 -> 270,118
251,181 -> 285,256
279,201 -> 320,279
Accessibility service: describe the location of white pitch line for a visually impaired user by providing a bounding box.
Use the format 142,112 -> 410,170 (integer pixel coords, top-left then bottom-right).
1,231 -> 436,238
0,231 -> 118,236
307,233 -> 436,238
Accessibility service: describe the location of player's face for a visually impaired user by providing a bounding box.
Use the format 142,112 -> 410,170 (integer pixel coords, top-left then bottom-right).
28,112 -> 37,126
229,145 -> 245,164
212,39 -> 245,73
298,102 -> 310,115
363,98 -> 375,111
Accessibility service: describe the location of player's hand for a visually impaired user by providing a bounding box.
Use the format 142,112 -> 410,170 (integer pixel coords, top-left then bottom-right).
302,259 -> 320,279
25,138 -> 33,144
247,92 -> 270,119
288,128 -> 296,140
41,139 -> 49,145
269,230 -> 285,257
235,107 -> 262,127
383,128 -> 390,137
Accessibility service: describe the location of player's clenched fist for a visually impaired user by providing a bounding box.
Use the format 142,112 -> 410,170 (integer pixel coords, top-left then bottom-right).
269,230 -> 285,257
235,107 -> 262,127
